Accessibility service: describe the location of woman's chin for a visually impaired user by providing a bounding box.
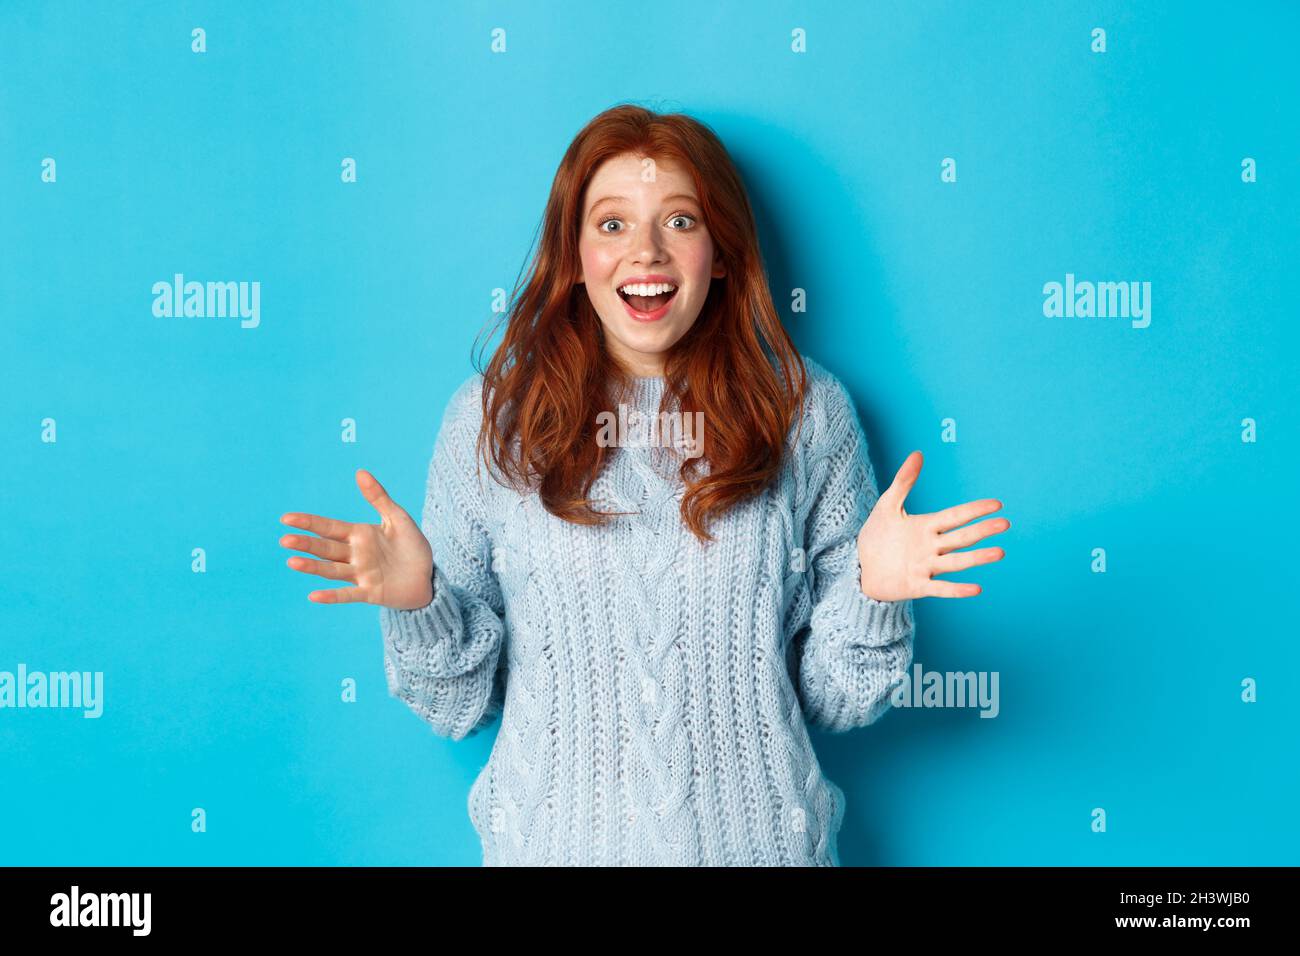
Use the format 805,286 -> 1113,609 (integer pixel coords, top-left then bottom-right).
622,323 -> 687,353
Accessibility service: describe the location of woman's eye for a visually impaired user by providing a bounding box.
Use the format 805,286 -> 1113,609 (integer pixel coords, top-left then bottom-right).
669,215 -> 696,229
598,217 -> 622,233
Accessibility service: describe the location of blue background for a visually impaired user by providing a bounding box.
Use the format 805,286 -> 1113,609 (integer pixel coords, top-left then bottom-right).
2,0 -> 1296,865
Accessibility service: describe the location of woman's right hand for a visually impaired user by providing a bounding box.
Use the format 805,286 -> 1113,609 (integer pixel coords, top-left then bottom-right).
279,468 -> 434,610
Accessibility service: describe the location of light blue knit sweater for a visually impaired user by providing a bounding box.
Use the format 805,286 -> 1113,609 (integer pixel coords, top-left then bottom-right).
379,355 -> 916,866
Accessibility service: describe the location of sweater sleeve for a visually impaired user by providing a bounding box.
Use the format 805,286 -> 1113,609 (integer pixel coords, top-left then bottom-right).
379,375 -> 508,741
791,371 -> 915,734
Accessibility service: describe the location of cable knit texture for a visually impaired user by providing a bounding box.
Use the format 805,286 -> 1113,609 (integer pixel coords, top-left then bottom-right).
379,355 -> 916,866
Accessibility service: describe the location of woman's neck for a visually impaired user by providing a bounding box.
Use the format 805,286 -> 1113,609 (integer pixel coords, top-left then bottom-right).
607,343 -> 666,379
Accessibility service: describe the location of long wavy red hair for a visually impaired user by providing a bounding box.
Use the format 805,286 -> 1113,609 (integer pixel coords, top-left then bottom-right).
473,103 -> 809,543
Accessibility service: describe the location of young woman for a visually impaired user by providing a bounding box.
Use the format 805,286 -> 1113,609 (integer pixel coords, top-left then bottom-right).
279,104 -> 1010,866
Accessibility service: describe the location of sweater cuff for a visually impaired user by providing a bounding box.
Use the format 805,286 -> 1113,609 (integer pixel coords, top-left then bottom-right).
379,564 -> 460,648
819,551 -> 914,648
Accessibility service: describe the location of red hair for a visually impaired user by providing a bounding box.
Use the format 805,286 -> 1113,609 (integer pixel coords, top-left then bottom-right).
474,103 -> 809,543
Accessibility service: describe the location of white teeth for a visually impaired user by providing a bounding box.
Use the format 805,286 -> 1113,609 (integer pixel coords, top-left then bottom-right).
618,282 -> 676,296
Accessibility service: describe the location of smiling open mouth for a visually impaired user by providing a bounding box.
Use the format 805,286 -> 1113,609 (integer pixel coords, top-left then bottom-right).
618,287 -> 678,312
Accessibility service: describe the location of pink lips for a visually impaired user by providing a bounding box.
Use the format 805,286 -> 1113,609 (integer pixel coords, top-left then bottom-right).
617,275 -> 679,323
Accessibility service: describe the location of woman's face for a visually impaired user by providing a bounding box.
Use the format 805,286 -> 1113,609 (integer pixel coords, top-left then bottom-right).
577,152 -> 725,377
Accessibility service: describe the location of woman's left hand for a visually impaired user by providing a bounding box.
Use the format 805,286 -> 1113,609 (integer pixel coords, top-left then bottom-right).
857,450 -> 1010,601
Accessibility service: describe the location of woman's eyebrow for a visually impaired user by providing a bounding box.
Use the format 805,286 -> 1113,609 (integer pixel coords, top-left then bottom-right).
587,193 -> 701,214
